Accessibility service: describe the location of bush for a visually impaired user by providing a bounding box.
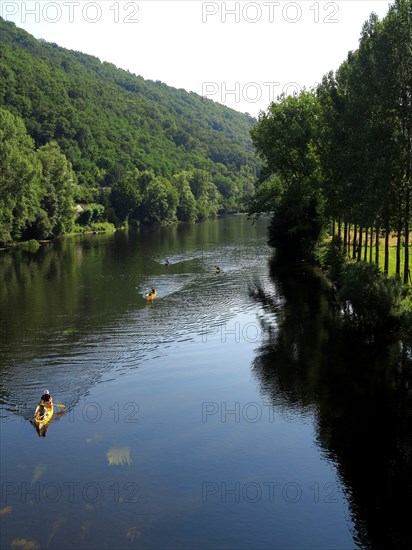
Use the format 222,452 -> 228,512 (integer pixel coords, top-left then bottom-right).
337,261 -> 402,329
315,235 -> 348,282
16,239 -> 40,252
395,285 -> 412,330
76,203 -> 105,225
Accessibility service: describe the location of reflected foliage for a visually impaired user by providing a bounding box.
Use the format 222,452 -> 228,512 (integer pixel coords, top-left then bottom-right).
251,256 -> 412,549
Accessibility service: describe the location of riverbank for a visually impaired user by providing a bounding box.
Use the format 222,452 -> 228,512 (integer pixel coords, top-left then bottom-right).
0,222 -> 118,253
315,236 -> 412,336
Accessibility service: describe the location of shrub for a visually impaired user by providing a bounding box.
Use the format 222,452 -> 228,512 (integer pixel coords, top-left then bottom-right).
77,203 -> 105,225
337,261 -> 402,329
16,239 -> 40,252
315,235 -> 348,283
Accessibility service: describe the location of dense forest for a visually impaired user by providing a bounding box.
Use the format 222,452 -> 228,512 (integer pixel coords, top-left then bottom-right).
0,17 -> 259,244
249,0 -> 411,327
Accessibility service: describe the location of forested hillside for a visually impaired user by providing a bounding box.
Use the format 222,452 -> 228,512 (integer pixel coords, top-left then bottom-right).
0,17 -> 259,243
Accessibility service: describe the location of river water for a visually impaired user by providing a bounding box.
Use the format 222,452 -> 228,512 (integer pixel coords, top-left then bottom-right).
0,215 -> 411,550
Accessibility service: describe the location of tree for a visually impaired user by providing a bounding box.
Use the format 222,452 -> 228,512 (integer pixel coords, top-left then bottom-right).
173,172 -> 197,222
140,176 -> 179,225
250,92 -> 324,257
0,107 -> 42,243
36,141 -> 76,236
110,169 -> 143,223
187,169 -> 222,220
379,0 -> 412,283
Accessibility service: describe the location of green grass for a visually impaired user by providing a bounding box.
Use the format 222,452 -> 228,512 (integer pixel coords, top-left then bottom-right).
345,242 -> 405,277
70,222 -> 116,234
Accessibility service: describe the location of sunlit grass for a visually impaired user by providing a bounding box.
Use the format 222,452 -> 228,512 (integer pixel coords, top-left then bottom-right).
342,233 -> 408,277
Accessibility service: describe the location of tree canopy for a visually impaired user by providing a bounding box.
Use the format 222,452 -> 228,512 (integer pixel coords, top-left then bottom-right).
249,0 -> 412,278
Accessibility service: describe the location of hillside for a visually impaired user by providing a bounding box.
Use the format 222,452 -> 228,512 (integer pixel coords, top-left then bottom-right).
0,17 -> 260,241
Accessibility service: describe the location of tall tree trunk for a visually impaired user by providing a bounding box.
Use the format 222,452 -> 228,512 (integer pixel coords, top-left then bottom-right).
338,218 -> 342,249
404,190 -> 410,284
347,223 -> 351,256
384,226 -> 389,275
375,224 -> 380,267
364,228 -> 368,262
357,226 -> 363,262
332,218 -> 335,239
369,227 -> 373,263
352,224 -> 357,260
396,226 -> 401,276
343,221 -> 348,254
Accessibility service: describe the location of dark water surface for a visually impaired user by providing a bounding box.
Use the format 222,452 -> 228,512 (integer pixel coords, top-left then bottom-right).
1,216 -> 411,550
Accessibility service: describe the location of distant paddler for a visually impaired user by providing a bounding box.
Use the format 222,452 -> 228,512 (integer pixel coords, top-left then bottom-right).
145,287 -> 157,301
215,265 -> 221,274
165,259 -> 170,267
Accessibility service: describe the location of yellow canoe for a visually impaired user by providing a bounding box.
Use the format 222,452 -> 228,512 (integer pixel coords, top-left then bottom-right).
145,291 -> 157,301
34,403 -> 54,428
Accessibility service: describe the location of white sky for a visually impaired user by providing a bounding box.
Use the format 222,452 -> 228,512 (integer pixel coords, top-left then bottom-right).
1,1 -> 394,116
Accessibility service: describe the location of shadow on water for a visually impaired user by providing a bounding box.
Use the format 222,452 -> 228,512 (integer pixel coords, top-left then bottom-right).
250,255 -> 412,550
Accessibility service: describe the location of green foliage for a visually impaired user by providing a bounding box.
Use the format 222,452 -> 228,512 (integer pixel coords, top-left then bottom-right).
337,262 -> 402,329
396,285 -> 412,329
173,173 -> 197,222
250,92 -> 324,257
71,222 -> 115,234
315,236 -> 349,282
140,177 -> 179,225
250,92 -> 320,187
36,141 -> 76,236
15,239 -> 40,252
0,17 -> 258,226
110,172 -> 143,223
77,203 -> 105,225
0,107 -> 42,244
72,184 -> 98,204
267,192 -> 324,258
188,170 -> 222,220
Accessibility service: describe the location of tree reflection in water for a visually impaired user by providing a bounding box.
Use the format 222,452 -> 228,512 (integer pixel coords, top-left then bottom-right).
250,256 -> 412,550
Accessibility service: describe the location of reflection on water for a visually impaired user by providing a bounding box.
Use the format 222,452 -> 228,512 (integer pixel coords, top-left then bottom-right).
31,464 -> 46,484
1,217 -> 412,549
251,257 -> 412,550
0,218 -> 272,416
106,447 -> 132,467
10,539 -> 40,550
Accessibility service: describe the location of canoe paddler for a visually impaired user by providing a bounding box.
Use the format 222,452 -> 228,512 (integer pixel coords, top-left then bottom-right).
38,389 -> 53,419
40,389 -> 53,405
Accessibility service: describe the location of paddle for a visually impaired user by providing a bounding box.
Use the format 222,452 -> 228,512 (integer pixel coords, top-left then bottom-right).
54,403 -> 65,408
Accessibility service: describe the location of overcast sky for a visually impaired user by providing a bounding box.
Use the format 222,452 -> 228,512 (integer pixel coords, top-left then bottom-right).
2,1 -> 394,116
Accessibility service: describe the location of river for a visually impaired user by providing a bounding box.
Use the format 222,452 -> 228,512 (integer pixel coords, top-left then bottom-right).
1,215 -> 411,550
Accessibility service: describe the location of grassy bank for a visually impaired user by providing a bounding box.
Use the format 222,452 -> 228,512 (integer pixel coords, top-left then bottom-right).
334,233 -> 409,277
316,235 -> 412,335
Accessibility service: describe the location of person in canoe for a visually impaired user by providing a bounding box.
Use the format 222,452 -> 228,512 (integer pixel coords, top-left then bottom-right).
38,389 -> 53,420
215,265 -> 221,274
41,389 -> 53,405
146,287 -> 157,300
165,259 -> 170,267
